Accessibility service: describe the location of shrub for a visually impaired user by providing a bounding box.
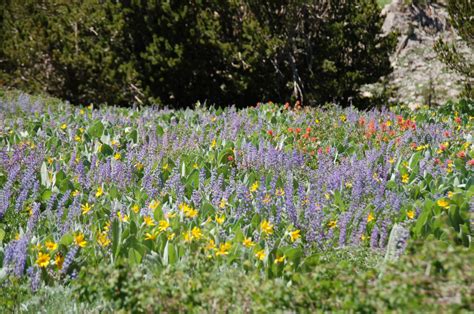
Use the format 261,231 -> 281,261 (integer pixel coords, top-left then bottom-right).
434,0 -> 473,99
71,240 -> 473,312
0,0 -> 395,107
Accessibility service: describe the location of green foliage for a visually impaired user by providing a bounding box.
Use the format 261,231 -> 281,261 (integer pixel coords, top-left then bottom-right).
71,240 -> 473,312
0,0 -> 139,106
0,0 -> 395,107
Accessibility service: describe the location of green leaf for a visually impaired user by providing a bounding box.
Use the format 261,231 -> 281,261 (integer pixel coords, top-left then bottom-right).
128,129 -> 138,143
128,248 -> 142,265
41,189 -> 52,201
60,233 -> 73,246
100,144 -> 113,156
88,121 -> 104,138
284,247 -> 303,264
413,206 -> 432,236
156,125 -> 164,136
112,219 -> 121,260
251,214 -> 261,229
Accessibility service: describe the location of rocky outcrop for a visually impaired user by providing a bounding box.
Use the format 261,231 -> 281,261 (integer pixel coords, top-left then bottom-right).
370,0 -> 472,106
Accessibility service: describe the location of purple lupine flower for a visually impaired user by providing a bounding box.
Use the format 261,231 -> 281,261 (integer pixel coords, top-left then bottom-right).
338,211 -> 352,247
56,190 -> 71,225
4,236 -> 29,276
379,218 -> 391,248
61,246 -> 78,275
46,193 -> 57,214
27,266 -> 41,292
284,175 -> 297,226
27,202 -> 41,232
370,225 -> 379,249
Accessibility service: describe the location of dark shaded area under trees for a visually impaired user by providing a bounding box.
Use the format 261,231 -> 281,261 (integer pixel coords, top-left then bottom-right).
0,0 -> 397,108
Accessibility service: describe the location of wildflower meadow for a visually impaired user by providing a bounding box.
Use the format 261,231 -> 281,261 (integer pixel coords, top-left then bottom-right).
0,94 -> 473,312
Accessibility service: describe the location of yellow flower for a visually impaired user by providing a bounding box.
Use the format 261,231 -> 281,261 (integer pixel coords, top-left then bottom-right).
117,212 -> 129,222
401,174 -> 409,184
215,242 -> 231,256
407,210 -> 415,219
47,157 -> 54,165
250,181 -> 259,193
243,237 -> 255,248
260,220 -> 274,235
158,220 -> 170,232
103,221 -> 111,232
219,198 -> 227,209
80,109 -> 85,115
97,232 -> 111,247
437,199 -> 449,209
60,123 -> 67,130
215,214 -> 225,225
45,240 -> 58,251
274,255 -> 286,264
275,188 -> 285,197
26,205 -> 32,216
184,231 -> 193,242
205,239 -> 217,251
74,233 -> 87,248
185,208 -> 198,218
328,220 -> 338,229
193,163 -> 199,169
114,153 -> 121,160
367,213 -> 374,223
389,157 -> 395,164
149,200 -> 160,210
255,249 -> 265,261
135,162 -> 144,170
143,216 -> 155,227
162,163 -> 169,171
325,193 -> 330,200
179,202 -> 198,218
447,191 -> 454,199
262,193 -> 271,204
55,253 -> 64,270
191,227 -> 203,240
339,114 -> 347,122
75,135 -> 81,142
132,204 -> 140,213
447,163 -> 453,173
290,230 -> 301,242
167,232 -> 176,240
36,252 -> 50,268
96,186 -> 103,197
72,190 -> 80,197
81,203 -> 93,215
165,212 -> 176,219
145,231 -> 159,241
210,139 -> 217,149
